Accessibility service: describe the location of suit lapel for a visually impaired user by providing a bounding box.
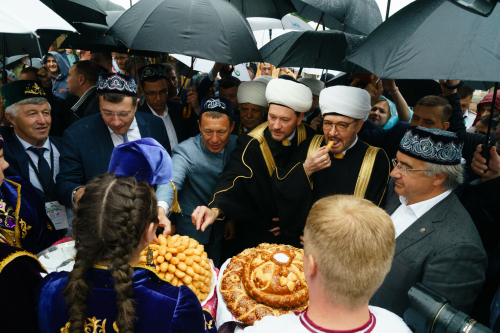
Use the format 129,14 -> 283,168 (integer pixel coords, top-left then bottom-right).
167,101 -> 185,142
92,116 -> 115,168
7,131 -> 30,180
136,112 -> 149,138
394,193 -> 453,256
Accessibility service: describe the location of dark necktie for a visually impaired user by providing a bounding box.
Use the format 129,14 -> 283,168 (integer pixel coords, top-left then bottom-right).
27,147 -> 54,199
122,133 -> 129,143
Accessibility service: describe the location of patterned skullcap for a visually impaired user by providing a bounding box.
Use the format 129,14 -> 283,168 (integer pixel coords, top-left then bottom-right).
96,73 -> 138,97
398,127 -> 464,165
199,96 -> 234,118
138,64 -> 167,82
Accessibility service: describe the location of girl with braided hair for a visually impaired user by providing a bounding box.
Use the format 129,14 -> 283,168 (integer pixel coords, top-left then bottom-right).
37,173 -> 213,333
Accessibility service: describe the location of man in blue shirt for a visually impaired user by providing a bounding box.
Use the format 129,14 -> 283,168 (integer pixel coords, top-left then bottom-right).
156,96 -> 236,267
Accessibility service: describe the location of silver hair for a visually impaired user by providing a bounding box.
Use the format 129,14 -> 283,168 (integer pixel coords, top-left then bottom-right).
5,97 -> 51,118
424,162 -> 463,191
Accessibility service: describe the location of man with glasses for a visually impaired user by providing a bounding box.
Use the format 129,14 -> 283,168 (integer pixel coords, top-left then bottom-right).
272,86 -> 390,246
113,53 -> 130,74
137,65 -> 199,150
370,126 -> 486,318
55,73 -> 170,212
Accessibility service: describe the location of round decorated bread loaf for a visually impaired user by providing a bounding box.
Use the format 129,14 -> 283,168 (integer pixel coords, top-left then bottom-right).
139,234 -> 213,302
220,243 -> 308,325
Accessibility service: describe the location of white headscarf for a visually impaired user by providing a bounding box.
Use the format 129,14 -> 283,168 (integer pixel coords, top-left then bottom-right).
320,86 -> 371,119
298,78 -> 325,96
266,78 -> 312,113
237,81 -> 268,108
254,75 -> 273,85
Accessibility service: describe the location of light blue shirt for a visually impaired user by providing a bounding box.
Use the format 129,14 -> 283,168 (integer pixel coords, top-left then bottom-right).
156,133 -> 237,243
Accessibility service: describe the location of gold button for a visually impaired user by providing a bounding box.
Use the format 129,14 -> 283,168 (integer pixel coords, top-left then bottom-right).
420,228 -> 425,233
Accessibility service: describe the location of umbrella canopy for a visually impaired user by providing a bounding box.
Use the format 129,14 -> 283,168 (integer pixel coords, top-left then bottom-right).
291,0 -> 382,35
221,0 -> 296,19
0,0 -> 75,33
345,0 -> 500,81
106,0 -> 262,64
1,31 -> 62,57
260,30 -> 365,72
41,0 -> 108,25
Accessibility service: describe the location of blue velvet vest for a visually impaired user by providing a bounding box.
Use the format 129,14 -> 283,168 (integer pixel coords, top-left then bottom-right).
37,266 -> 217,333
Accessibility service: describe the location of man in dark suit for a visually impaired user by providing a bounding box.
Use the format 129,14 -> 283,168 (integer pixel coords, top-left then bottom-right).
1,82 -> 63,203
370,126 -> 487,317
65,60 -> 101,123
136,64 -> 199,150
0,80 -> 60,246
55,73 -> 171,210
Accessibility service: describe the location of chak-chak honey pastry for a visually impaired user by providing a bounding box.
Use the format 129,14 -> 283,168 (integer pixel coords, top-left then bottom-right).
139,234 -> 213,302
220,243 -> 308,325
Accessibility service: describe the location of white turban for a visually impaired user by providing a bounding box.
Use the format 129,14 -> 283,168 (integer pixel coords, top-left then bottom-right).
319,86 -> 371,119
298,78 -> 325,96
254,75 -> 273,85
237,81 -> 268,108
266,78 -> 312,113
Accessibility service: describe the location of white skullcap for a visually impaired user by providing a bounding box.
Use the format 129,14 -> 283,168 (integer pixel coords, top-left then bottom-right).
319,86 -> 371,119
298,78 -> 325,96
254,75 -> 273,85
237,81 -> 268,108
266,78 -> 312,113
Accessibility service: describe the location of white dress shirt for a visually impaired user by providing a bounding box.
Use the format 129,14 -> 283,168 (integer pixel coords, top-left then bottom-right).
16,135 -> 59,193
107,117 -> 141,147
391,190 -> 451,238
148,103 -> 179,150
463,109 -> 476,129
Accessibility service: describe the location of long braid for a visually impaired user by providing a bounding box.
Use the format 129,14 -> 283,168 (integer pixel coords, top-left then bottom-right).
62,174 -> 158,333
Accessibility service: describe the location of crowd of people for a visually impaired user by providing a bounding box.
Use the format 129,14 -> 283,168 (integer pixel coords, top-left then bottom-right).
0,47 -> 499,333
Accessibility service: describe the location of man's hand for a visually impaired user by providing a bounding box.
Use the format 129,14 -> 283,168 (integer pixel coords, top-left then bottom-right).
73,186 -> 86,206
365,74 -> 383,106
471,145 -> 500,182
303,146 -> 331,176
439,79 -> 460,97
211,62 -> 225,78
37,65 -> 53,88
186,86 -> 200,115
224,221 -> 236,240
158,206 -> 174,236
382,79 -> 398,94
300,235 -> 304,246
191,206 -> 219,232
269,217 -> 280,236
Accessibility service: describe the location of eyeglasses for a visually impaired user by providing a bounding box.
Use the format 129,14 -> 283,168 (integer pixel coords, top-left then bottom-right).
391,158 -> 429,175
101,110 -> 134,118
323,119 -> 358,132
143,89 -> 168,97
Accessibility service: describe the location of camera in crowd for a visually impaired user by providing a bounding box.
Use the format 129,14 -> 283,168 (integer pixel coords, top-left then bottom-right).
404,283 -> 495,333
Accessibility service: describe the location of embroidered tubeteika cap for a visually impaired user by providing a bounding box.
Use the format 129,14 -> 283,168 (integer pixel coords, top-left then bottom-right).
398,127 -> 464,165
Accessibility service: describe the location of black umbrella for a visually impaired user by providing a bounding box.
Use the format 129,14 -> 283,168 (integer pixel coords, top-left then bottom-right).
345,0 -> 500,82
222,0 -> 296,19
106,0 -> 262,64
41,0 -> 107,25
1,31 -> 61,58
260,30 -> 364,72
290,0 -> 382,35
